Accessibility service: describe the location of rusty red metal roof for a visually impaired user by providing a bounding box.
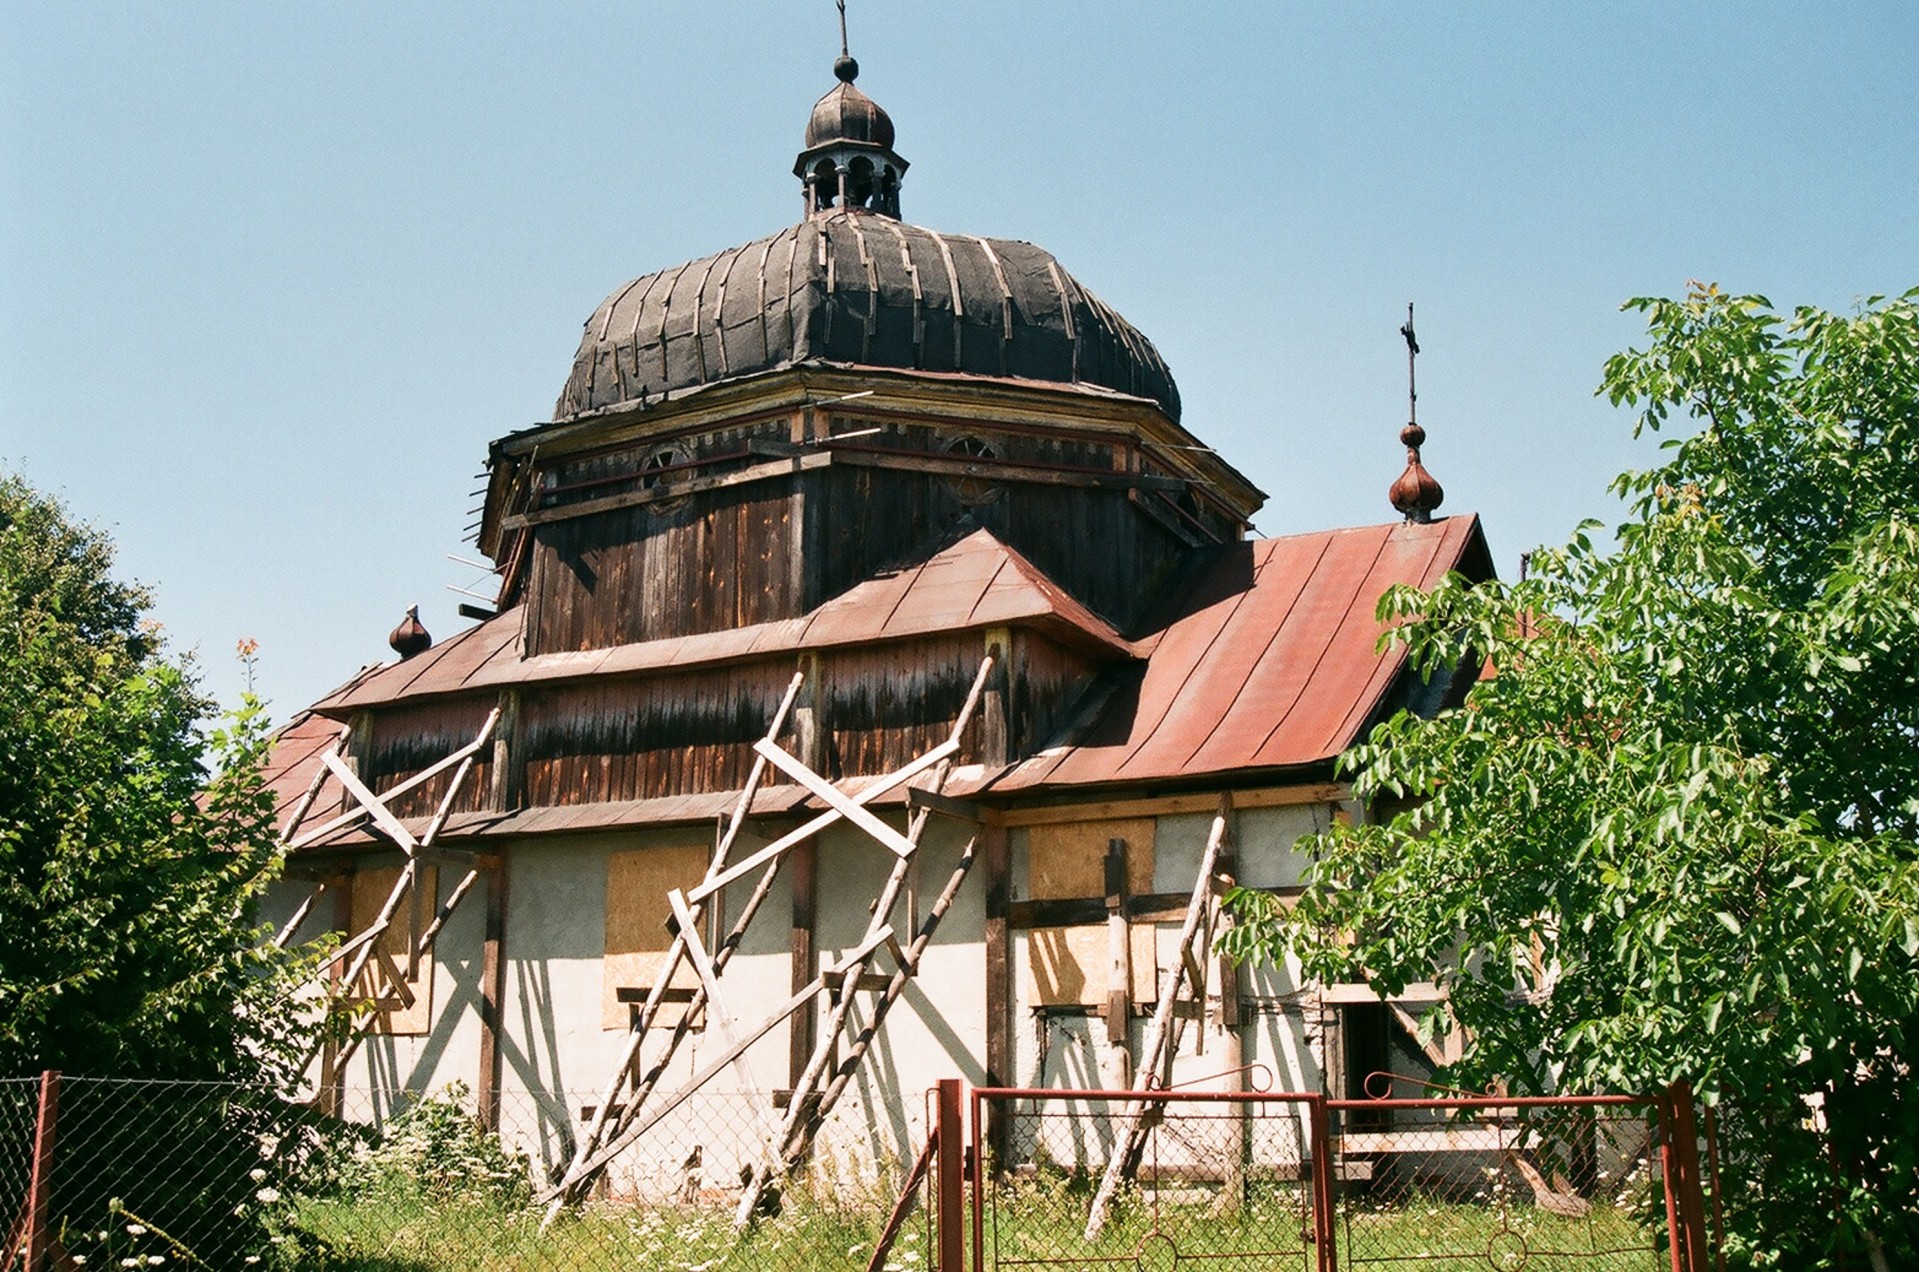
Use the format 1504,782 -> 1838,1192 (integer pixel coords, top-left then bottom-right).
258,666 -> 379,820
312,528 -> 1131,715
989,515 -> 1491,792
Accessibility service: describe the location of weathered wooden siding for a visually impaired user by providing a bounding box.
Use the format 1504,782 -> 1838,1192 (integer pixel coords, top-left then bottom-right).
519,664 -> 792,805
1008,631 -> 1100,756
818,635 -> 984,779
527,477 -> 800,655
812,461 -> 1185,632
364,698 -> 497,819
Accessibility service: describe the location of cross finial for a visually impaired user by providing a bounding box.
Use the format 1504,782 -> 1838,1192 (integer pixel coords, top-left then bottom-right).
1389,301 -> 1443,523
837,0 -> 849,58
1400,301 -> 1419,429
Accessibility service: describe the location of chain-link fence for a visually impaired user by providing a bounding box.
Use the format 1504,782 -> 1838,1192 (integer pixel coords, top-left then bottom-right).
1327,1095 -> 1669,1270
4,1074 -> 1714,1270
975,1088 -> 1319,1269
967,1086 -> 1710,1272
5,1074 -> 935,1271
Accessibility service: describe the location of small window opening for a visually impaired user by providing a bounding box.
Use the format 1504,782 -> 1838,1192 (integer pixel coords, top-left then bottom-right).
943,435 -> 1001,505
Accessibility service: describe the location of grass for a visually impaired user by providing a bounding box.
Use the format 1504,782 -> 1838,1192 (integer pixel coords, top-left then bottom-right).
282,1176 -> 1664,1271
291,1186 -> 912,1271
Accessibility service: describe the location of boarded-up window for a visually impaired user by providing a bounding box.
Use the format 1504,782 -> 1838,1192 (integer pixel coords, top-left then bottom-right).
1025,818 -> 1159,1007
345,865 -> 437,1036
603,844 -> 710,1030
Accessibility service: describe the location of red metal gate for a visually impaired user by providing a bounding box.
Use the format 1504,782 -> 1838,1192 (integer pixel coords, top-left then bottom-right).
900,1079 -> 1717,1272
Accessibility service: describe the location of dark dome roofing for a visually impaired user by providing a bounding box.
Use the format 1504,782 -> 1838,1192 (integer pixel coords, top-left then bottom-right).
806,75 -> 895,149
556,213 -> 1174,420
556,211 -> 1181,421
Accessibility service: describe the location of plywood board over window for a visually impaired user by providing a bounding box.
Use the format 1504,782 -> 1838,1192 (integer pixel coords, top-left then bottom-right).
602,843 -> 710,1030
346,865 -> 437,1036
1025,818 -> 1159,1007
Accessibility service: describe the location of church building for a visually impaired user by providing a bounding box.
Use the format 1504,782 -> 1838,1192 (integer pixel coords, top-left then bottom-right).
261,47 -> 1489,1198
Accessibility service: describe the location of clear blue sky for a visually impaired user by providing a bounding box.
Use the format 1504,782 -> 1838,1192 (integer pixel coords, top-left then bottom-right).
4,2 -> 1915,720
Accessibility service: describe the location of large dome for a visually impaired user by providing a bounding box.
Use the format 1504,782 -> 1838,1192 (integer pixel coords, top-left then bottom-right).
555,210 -> 1181,422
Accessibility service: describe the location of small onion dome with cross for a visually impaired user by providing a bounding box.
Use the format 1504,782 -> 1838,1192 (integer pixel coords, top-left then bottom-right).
795,55 -> 909,219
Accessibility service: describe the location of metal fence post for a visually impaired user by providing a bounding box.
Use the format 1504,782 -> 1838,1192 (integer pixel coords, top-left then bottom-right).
1308,1094 -> 1339,1272
936,1078 -> 964,1271
23,1068 -> 60,1272
1666,1081 -> 1712,1272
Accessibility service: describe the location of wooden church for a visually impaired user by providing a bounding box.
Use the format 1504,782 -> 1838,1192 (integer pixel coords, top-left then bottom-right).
261,46 -> 1490,1201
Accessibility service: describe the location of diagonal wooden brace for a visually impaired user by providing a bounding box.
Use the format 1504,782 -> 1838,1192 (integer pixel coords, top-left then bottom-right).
685,739 -> 958,904
752,739 -> 917,858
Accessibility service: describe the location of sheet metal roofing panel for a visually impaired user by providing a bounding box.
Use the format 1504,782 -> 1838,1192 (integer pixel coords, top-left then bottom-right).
289,786 -> 813,850
315,614 -> 520,713
556,211 -> 1181,422
994,516 -> 1485,791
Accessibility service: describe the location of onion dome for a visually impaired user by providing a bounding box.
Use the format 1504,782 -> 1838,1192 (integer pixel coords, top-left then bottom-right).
388,605 -> 432,659
795,56 -> 908,220
807,56 -> 895,149
1389,422 -> 1444,523
556,215 -> 1181,422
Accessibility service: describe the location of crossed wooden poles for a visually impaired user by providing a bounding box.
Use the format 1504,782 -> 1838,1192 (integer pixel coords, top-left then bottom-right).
1082,796 -> 1234,1241
543,656 -> 995,1225
275,709 -> 502,1082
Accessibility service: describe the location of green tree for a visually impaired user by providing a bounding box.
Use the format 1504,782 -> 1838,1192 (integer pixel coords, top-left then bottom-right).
0,471 -> 310,1080
1224,286 -> 1919,1268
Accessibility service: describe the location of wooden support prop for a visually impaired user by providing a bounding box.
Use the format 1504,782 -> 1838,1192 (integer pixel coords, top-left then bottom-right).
734,656 -> 995,1226
548,923 -> 897,1194
274,883 -> 322,950
1084,794 -> 1233,1241
277,726 -> 349,844
286,708 -> 499,851
685,739 -> 959,904
414,867 -> 482,962
907,786 -> 987,824
753,738 -> 918,857
373,945 -> 416,1010
314,923 -> 385,975
788,837 -> 979,1166
550,672 -> 805,1216
667,889 -> 763,1103
294,710 -> 498,1079
318,751 -> 421,852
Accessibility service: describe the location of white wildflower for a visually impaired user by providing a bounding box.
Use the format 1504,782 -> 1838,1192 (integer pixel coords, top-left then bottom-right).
254,1187 -> 282,1204
248,1168 -> 267,1183
124,1225 -> 147,1237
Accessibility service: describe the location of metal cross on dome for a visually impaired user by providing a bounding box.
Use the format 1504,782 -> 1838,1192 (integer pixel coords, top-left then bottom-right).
1402,301 -> 1420,429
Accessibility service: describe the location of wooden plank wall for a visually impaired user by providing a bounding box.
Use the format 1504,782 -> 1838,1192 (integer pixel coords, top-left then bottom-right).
364,698 -> 497,819
818,633 -> 984,779
519,664 -> 791,805
527,476 -> 800,655
814,459 -> 1186,634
